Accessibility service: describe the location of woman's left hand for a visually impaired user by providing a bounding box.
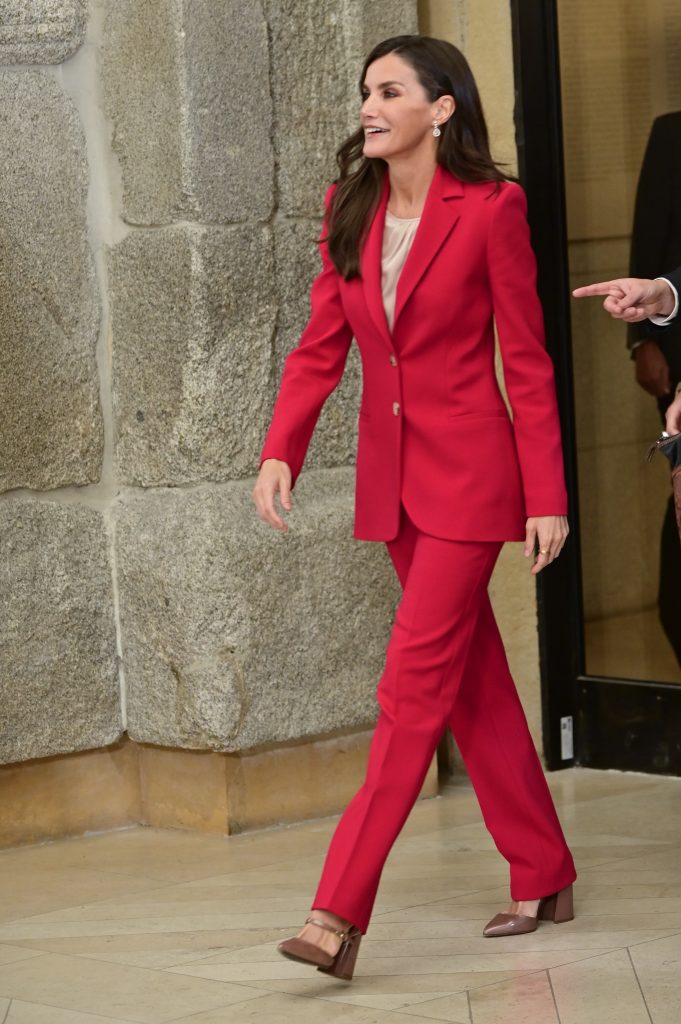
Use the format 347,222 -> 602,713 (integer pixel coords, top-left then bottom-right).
524,516 -> 569,575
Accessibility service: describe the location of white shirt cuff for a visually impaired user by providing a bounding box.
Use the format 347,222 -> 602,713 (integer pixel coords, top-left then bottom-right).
649,278 -> 679,325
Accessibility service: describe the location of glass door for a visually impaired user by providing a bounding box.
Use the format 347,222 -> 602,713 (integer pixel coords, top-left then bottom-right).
557,0 -> 681,688
511,0 -> 681,776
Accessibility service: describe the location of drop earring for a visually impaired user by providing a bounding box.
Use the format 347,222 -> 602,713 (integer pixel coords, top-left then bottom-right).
432,120 -> 441,138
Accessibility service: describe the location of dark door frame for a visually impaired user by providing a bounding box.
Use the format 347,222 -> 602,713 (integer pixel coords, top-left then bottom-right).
509,0 -> 681,776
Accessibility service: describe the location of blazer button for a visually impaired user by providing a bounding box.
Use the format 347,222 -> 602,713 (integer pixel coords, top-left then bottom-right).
392,401 -> 400,416
389,353 -> 397,366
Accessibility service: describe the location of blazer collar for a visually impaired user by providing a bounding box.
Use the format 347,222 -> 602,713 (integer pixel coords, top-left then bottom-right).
360,164 -> 464,345
393,165 -> 464,329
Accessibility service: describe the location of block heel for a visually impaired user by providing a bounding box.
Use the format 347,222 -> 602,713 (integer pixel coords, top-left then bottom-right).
317,927 -> 362,980
278,916 -> 362,981
483,884 -> 574,937
538,883 -> 574,923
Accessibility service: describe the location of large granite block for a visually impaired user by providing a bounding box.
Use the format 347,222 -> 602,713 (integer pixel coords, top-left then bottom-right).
265,0 -> 418,215
103,0 -> 273,225
0,0 -> 86,63
344,0 -> 420,68
116,469 -> 399,752
273,220 -> 361,471
110,225 -> 275,486
0,502 -> 120,766
0,71 -> 102,492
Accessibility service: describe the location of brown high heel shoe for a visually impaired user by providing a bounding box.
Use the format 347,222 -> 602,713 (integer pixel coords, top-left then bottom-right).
483,884 -> 574,937
277,916 -> 363,981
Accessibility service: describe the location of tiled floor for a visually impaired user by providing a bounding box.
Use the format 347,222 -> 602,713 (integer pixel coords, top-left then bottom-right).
1,768 -> 681,1023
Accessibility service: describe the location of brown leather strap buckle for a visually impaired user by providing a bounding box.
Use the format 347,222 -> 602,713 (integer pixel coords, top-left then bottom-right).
304,916 -> 347,940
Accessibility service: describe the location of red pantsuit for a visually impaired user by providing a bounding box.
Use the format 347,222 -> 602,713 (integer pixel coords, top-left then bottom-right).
259,164 -> 577,935
313,505 -> 575,933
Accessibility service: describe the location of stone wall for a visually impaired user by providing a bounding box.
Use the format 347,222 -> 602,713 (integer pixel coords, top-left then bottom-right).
1,0 -> 553,815
0,0 -> 418,769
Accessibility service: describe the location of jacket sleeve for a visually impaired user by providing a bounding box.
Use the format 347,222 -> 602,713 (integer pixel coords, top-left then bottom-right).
487,182 -> 568,517
259,185 -> 353,487
659,265 -> 681,321
629,116 -> 675,345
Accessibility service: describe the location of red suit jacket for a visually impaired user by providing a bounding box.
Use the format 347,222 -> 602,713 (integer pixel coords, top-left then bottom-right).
260,164 -> 567,542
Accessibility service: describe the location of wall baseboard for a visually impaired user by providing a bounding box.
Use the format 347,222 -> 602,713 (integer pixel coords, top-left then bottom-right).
0,733 -> 439,849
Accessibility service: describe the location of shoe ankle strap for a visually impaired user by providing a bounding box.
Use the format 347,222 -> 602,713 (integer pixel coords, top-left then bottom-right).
305,916 -> 349,940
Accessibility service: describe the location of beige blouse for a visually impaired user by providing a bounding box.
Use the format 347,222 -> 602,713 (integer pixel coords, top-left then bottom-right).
381,209 -> 421,331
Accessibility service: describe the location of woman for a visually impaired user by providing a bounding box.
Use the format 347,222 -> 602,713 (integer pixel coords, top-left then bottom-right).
252,35 -> 576,981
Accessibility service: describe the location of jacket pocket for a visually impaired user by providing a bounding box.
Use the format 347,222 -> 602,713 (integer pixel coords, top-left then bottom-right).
446,410 -> 510,423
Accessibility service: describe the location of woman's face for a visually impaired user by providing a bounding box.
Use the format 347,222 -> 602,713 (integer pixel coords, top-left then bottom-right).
361,52 -> 443,162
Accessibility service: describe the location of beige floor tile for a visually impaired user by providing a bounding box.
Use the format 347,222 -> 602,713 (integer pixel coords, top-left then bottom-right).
0,828 -> 328,887
559,831 -> 670,848
1,928 -> 289,962
12,898 -> 310,924
0,947 -> 43,967
544,772 -> 670,813
571,895 -> 681,915
74,948 -> 241,970
2,768 -> 681,1023
151,994 -> 270,1024
368,918 -> 627,950
171,859 -> 330,891
93,890 -> 314,912
4,999 -> 139,1023
391,990 -> 471,1022
185,931 -> 612,964
428,887 -> 510,908
0,952 -> 268,1024
168,991 -> 462,1023
567,912 -> 681,933
572,881 -> 681,900
468,970 -> 558,1023
575,867 -> 681,886
596,847 -> 681,871
564,796 -> 681,842
365,934 -> 616,954
0,869 -> 168,926
369,903 -> 504,926
573,845 -> 672,867
0,911 -> 310,943
320,989 -> 470,1016
550,948 -> 652,1023
628,931 -> 681,1024
168,948 -> 611,986
169,879 -> 316,898
248,969 -> 535,999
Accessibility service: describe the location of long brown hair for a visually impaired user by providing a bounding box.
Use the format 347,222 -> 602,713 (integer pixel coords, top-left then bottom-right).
326,35 -> 511,280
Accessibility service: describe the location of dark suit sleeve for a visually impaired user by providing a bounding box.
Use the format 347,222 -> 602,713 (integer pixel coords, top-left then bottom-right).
629,117 -> 675,346
659,266 -> 681,319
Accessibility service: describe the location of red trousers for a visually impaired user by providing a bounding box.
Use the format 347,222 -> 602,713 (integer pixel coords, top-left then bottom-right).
313,505 -> 576,933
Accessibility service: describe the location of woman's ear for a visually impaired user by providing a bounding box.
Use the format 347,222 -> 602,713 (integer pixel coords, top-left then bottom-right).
434,95 -> 456,125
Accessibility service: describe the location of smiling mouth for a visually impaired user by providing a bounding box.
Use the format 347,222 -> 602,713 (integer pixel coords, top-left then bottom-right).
365,128 -> 389,135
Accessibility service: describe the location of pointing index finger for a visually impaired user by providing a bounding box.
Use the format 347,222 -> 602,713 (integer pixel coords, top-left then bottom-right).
572,281 -> 622,299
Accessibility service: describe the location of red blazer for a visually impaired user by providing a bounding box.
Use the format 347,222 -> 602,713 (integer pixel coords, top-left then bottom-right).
260,164 -> 567,542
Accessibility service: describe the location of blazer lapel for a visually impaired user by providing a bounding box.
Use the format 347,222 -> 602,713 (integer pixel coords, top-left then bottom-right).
360,173 -> 392,347
392,165 -> 464,330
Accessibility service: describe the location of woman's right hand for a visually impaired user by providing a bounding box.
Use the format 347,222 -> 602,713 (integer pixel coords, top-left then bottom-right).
251,458 -> 293,532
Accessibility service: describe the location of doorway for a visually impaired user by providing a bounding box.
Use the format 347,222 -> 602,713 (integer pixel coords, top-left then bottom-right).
511,0 -> 681,775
